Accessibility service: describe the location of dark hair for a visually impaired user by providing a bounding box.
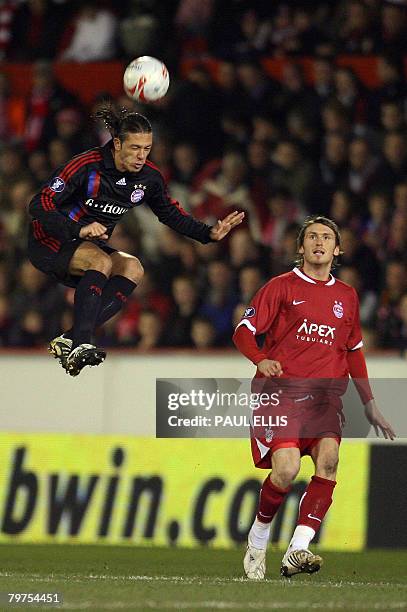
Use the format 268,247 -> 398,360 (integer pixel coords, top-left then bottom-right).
94,103 -> 152,142
295,215 -> 343,268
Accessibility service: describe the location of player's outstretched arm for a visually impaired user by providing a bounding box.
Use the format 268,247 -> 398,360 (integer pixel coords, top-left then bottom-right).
209,211 -> 245,241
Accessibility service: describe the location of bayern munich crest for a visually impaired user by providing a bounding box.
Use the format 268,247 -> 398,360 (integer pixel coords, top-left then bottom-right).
131,184 -> 146,203
333,300 -> 344,318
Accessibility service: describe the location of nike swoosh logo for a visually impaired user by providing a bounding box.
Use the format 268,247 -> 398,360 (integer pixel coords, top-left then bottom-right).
293,300 -> 306,305
307,513 -> 321,522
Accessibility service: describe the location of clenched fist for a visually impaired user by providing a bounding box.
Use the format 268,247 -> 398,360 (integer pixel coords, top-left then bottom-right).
79,222 -> 108,241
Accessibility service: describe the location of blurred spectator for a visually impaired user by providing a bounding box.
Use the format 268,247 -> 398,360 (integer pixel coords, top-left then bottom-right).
269,222 -> 301,278
2,178 -> 35,257
387,213 -> 407,261
10,259 -> 65,342
9,308 -> 45,347
321,100 -> 351,138
329,189 -> 361,230
313,57 -> 335,107
337,265 -> 377,327
333,67 -> 368,127
238,265 -> 263,304
151,227 -> 183,293
162,275 -> 199,347
271,140 -> 314,208
347,137 -> 378,197
261,188 -> 303,251
135,309 -> 164,350
192,151 -> 259,235
370,54 -> 407,124
247,139 -> 273,225
378,2 -> 407,56
191,316 -> 217,349
318,134 -> 349,207
276,63 -> 318,123
237,59 -> 280,119
362,191 -> 390,259
28,150 -> 51,185
336,0 -> 377,54
50,108 -> 94,155
375,131 -> 407,191
199,260 -> 238,344
228,228 -> 263,272
0,145 -> 30,211
60,1 -> 118,62
289,5 -> 326,55
376,260 -> 407,348
225,8 -> 271,61
48,138 -> 72,168
168,142 -> 200,212
340,226 -> 380,290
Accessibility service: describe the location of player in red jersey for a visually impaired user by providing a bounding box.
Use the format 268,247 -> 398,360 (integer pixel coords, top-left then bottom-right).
28,105 -> 244,376
233,215 -> 395,579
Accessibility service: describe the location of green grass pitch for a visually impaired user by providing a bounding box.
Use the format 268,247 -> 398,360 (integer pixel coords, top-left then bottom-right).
0,545 -> 406,610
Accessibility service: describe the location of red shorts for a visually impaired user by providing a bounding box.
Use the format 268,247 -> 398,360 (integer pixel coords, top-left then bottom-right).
249,392 -> 343,469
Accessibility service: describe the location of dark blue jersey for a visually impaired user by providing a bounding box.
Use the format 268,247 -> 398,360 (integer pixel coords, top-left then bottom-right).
29,140 -> 213,244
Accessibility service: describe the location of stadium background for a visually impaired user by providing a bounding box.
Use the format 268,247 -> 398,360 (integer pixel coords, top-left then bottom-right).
0,0 -> 406,560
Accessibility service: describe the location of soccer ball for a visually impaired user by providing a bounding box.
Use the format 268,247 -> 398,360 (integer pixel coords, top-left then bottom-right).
123,56 -> 170,103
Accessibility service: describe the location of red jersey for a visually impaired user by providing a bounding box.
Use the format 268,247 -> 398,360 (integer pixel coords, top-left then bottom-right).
235,267 -> 362,379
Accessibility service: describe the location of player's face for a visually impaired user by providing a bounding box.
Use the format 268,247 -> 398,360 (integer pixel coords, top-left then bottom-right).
113,132 -> 153,173
299,223 -> 340,267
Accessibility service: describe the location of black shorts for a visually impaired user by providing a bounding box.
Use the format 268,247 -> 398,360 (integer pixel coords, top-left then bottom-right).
27,223 -> 117,288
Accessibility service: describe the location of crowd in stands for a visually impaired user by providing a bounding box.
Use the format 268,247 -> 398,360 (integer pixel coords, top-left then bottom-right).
0,0 -> 406,353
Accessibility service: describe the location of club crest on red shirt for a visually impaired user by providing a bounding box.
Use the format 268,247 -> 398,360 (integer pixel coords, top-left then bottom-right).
244,307 -> 256,317
333,301 -> 344,318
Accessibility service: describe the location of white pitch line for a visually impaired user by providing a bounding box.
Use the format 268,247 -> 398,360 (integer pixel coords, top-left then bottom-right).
58,601 -> 407,611
0,572 -> 406,589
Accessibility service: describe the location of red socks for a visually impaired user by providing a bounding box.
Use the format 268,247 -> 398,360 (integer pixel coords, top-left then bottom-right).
298,475 -> 336,530
257,476 -> 291,523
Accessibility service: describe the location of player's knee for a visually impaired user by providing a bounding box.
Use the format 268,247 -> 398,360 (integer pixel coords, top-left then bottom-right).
273,462 -> 300,487
125,257 -> 144,283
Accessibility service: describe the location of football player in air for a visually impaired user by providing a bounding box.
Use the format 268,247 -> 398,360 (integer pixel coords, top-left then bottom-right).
28,105 -> 244,376
233,215 -> 395,579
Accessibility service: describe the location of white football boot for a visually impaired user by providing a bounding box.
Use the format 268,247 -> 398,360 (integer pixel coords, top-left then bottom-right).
280,549 -> 323,577
48,333 -> 73,365
243,536 -> 266,580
